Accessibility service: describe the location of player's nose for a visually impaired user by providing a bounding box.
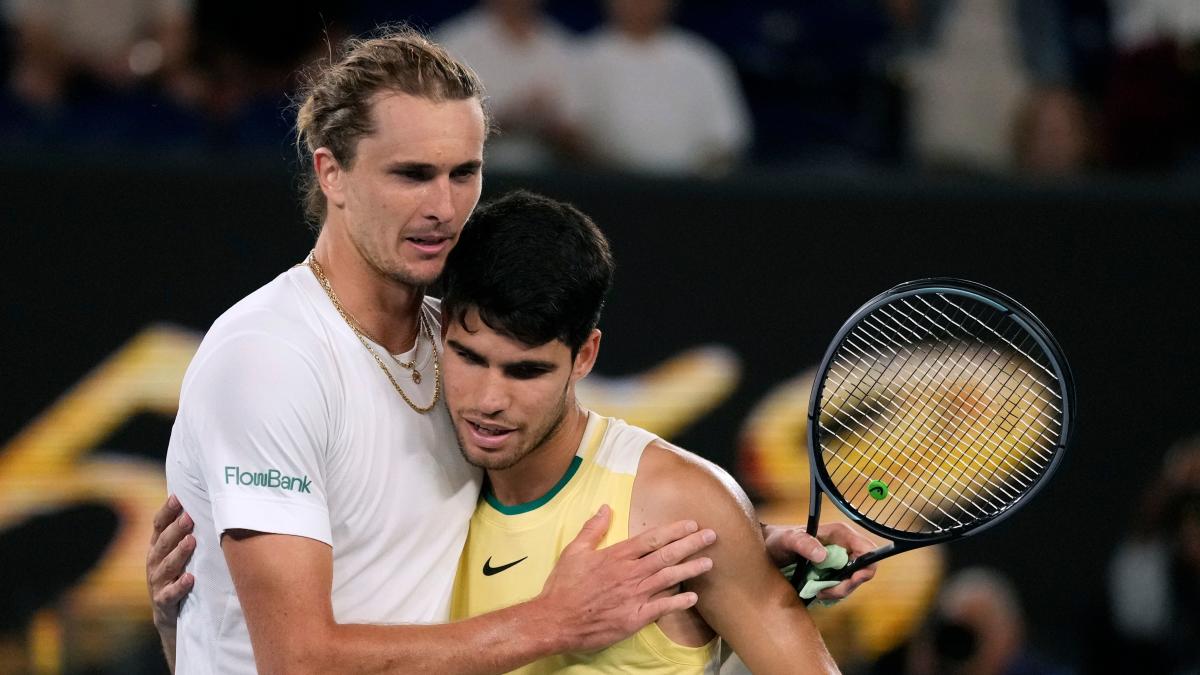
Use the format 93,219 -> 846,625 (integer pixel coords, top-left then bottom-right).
476,370 -> 510,415
422,175 -> 456,224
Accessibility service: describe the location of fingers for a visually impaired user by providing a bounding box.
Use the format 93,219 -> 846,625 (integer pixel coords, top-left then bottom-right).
635,590 -> 699,626
149,528 -> 197,626
561,505 -> 613,555
782,529 -> 830,565
538,518 -> 714,652
152,570 -> 195,625
634,528 -> 716,582
151,531 -> 196,589
816,521 -> 875,558
815,562 -> 877,602
816,575 -> 867,601
149,511 -> 194,570
761,521 -> 877,603
150,494 -> 183,546
153,570 -> 195,607
637,555 -> 712,596
608,518 -> 705,559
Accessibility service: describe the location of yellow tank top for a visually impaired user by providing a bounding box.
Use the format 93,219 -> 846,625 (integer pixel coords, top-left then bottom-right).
450,413 -> 719,674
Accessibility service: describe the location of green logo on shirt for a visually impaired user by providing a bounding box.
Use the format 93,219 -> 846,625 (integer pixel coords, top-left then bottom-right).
224,466 -> 312,493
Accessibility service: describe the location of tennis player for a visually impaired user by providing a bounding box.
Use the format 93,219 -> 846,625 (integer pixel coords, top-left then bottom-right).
147,26 -> 874,675
442,190 -> 841,674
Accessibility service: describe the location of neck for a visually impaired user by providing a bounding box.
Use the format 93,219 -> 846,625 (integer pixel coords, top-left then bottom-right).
488,402 -> 590,506
312,228 -> 424,355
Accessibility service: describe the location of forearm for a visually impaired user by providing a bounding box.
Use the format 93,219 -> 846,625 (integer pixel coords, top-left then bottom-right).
717,601 -> 839,675
157,625 -> 177,674
251,598 -> 568,675
696,546 -> 840,675
227,515 -> 715,674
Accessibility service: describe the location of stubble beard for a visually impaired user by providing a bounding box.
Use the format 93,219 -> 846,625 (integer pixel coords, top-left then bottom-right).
353,228 -> 444,289
454,391 -> 571,472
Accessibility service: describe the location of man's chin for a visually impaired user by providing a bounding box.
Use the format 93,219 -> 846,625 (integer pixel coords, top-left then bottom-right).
470,445 -> 529,472
385,268 -> 441,288
456,436 -> 511,470
377,255 -> 448,288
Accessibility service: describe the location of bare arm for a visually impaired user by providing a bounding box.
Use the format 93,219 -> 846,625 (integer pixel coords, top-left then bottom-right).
222,505 -> 713,675
634,443 -> 840,675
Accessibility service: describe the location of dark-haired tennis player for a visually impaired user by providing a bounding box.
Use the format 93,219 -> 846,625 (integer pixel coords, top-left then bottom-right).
440,190 -> 841,674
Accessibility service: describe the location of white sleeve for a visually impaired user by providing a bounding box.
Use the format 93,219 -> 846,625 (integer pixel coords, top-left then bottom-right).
696,46 -> 753,156
178,330 -> 333,545
556,40 -> 588,127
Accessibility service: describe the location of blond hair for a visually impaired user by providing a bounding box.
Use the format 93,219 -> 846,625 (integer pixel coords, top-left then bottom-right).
294,26 -> 488,229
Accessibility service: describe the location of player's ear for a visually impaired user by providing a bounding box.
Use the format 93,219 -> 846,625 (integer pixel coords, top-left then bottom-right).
571,329 -> 602,381
314,147 -> 346,210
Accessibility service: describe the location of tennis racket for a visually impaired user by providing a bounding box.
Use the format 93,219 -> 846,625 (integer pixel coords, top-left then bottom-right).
791,278 -> 1074,600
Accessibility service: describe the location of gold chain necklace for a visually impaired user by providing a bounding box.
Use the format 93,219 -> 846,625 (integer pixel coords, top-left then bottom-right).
318,281 -> 427,379
306,252 -> 441,414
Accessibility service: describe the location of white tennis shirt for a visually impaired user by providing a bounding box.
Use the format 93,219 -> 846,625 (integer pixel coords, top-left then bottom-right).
166,264 -> 481,674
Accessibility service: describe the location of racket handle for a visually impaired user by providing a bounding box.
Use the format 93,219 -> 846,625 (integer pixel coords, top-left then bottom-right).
788,544 -> 850,603
792,544 -> 898,605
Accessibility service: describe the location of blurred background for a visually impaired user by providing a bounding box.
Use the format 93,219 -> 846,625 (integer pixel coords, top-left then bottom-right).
2,0 -> 1198,673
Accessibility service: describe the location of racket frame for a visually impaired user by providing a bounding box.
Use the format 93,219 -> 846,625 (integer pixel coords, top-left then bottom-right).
794,278 -> 1075,587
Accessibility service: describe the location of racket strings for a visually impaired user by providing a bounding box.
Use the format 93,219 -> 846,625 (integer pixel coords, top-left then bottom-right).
826,302 -> 1058,531
822,353 -> 1032,533
930,295 -> 1064,414
827,333 -> 1017,528
866,303 -> 1057,472
881,299 -> 1059,488
837,309 -> 1036,508
828,333 -> 1000,524
817,292 -> 1065,535
907,296 -> 1062,491
844,341 -> 1012,521
833,315 -> 1053,529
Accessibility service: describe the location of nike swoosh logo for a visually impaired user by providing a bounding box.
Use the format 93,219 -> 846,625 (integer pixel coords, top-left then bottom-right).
482,555 -> 528,576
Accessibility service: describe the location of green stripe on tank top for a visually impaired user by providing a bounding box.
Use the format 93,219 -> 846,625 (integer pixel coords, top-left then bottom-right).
484,455 -> 583,515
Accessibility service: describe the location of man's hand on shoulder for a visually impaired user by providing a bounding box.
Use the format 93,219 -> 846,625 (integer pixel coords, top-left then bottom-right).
534,504 -> 716,652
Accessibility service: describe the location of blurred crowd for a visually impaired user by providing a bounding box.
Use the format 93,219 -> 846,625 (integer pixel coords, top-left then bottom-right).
2,0 -> 1200,177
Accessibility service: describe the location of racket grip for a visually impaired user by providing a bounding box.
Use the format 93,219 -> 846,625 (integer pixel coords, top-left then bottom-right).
787,544 -> 851,603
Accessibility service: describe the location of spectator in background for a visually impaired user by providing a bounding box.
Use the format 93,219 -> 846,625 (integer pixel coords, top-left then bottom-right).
870,567 -> 1069,675
2,0 -> 199,146
892,0 -> 1096,175
0,0 -> 348,149
1103,0 -> 1200,170
186,0 -> 346,147
1084,435 -> 1200,674
436,0 -> 584,172
5,0 -> 191,109
572,0 -> 752,176
1013,85 -> 1098,175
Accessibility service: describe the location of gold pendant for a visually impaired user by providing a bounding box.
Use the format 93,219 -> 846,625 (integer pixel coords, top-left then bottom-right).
412,370 -> 422,385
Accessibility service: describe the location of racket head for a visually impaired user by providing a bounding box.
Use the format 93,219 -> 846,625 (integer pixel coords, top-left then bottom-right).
807,278 -> 1074,545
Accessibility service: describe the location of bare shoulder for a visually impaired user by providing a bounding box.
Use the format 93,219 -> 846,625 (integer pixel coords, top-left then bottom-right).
629,440 -> 757,539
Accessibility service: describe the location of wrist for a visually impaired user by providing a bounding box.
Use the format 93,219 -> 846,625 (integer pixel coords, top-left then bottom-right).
522,594 -> 573,655
153,615 -> 177,635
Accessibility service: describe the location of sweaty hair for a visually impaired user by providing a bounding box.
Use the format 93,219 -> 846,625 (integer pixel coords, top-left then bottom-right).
441,191 -> 615,356
294,25 -> 487,230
